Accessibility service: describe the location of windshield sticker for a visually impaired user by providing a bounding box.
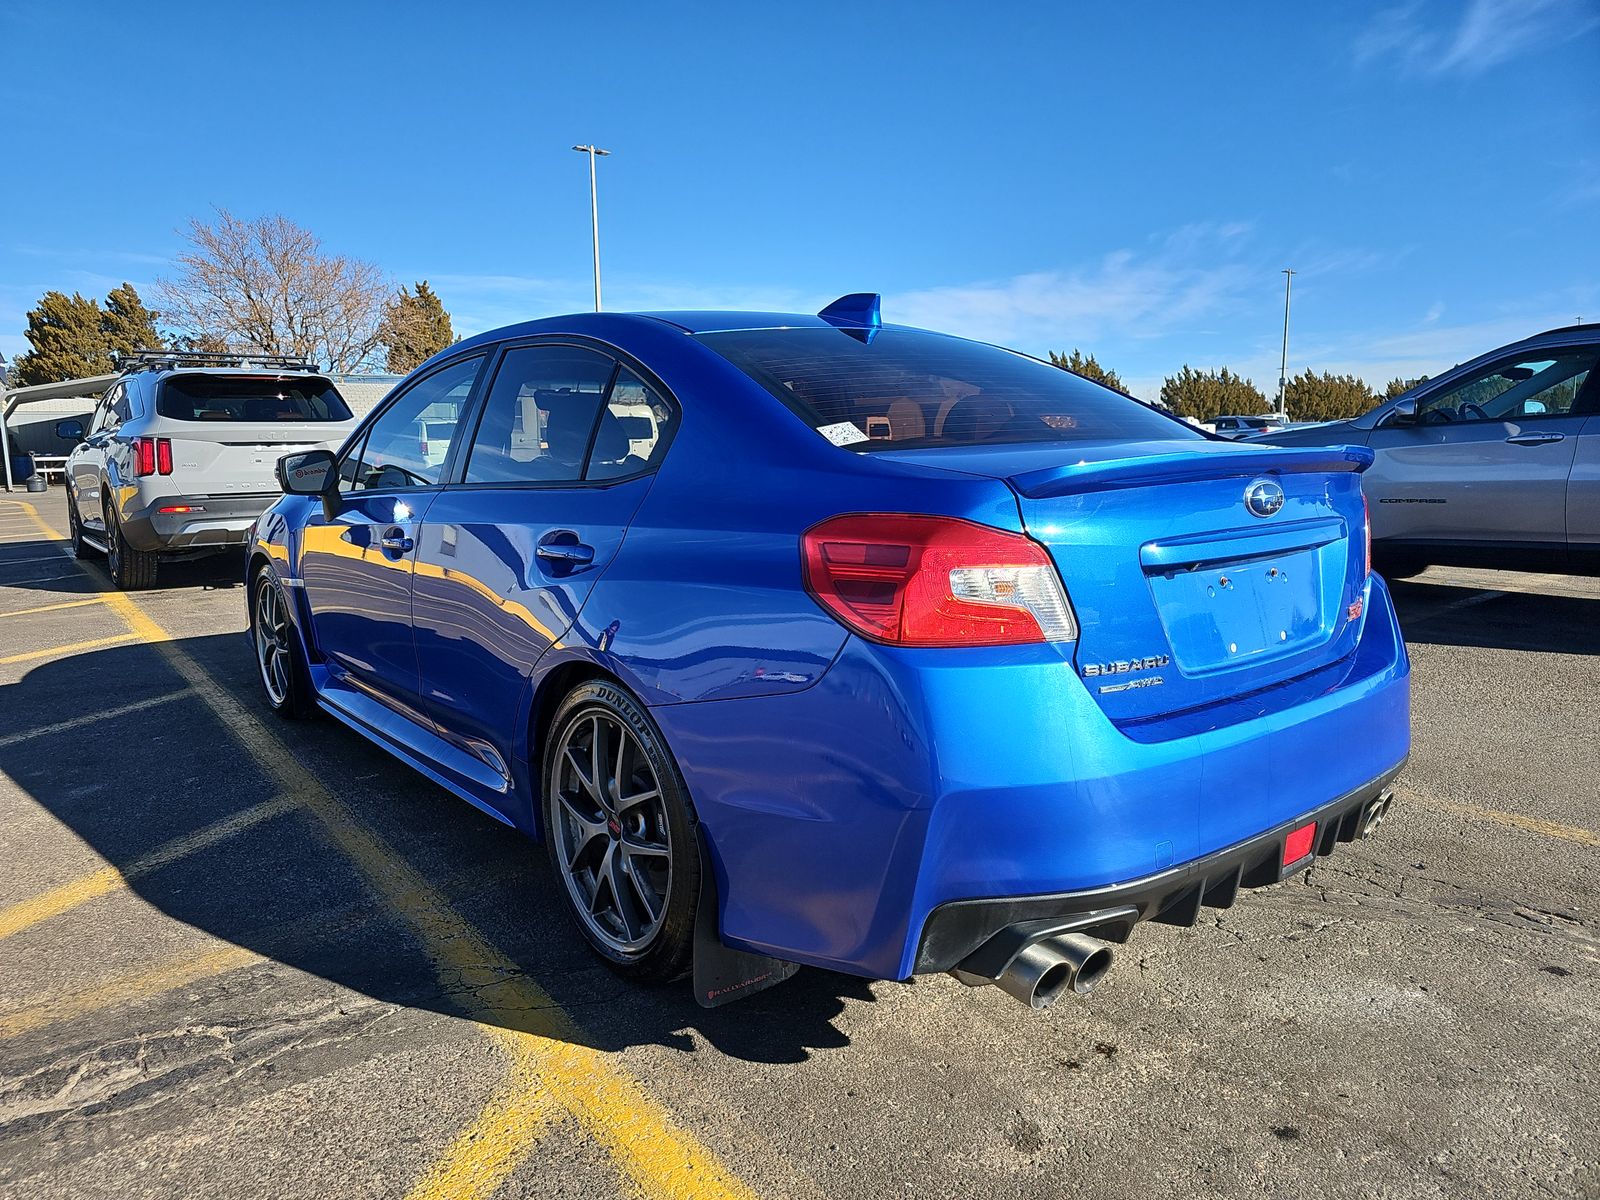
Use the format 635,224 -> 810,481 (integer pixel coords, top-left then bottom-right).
817,421 -> 869,447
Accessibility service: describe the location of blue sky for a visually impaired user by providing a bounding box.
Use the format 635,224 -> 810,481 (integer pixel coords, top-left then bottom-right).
2,0 -> 1596,400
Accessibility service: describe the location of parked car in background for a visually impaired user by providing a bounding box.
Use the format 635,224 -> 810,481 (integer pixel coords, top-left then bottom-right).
1211,413 -> 1289,438
1245,323 -> 1600,576
248,295 -> 1408,1010
58,351 -> 359,588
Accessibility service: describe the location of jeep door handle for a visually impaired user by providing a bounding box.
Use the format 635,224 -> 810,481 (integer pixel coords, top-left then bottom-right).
1505,433 -> 1565,446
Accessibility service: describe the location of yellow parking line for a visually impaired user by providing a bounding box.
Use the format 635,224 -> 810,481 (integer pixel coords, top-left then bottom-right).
0,595 -> 110,619
1402,789 -> 1600,849
0,794 -> 300,941
63,550 -> 754,1196
0,504 -> 753,1198
0,632 -> 138,666
0,690 -> 187,749
0,943 -> 263,1041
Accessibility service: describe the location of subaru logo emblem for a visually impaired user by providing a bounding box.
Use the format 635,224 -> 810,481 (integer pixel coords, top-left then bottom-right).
1244,479 -> 1285,518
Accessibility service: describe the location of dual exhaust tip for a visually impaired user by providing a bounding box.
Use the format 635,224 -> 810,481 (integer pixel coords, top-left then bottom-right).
1361,791 -> 1394,838
953,932 -> 1114,1010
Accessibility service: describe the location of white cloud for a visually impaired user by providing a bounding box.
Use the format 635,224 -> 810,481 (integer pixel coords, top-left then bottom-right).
1355,0 -> 1598,75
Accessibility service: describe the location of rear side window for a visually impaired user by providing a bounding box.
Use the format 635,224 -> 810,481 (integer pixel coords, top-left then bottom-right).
698,327 -> 1195,450
465,345 -> 616,484
157,375 -> 353,422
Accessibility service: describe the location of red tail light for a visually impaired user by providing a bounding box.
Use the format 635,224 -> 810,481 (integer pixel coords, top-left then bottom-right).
801,514 -> 1077,647
134,437 -> 173,477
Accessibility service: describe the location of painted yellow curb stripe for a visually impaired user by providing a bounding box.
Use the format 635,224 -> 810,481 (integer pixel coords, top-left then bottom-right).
0,632 -> 138,665
0,943 -> 264,1041
0,793 -> 300,941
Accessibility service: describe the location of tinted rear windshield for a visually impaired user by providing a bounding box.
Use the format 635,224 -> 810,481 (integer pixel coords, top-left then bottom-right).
157,375 -> 352,422
697,328 -> 1196,449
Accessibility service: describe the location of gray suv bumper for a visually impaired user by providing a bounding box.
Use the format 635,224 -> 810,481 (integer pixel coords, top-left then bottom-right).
121,493 -> 280,553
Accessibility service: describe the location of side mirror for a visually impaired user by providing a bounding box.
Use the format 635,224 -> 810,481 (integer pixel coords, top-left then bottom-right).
1384,399 -> 1418,427
55,419 -> 85,442
278,449 -> 341,522
277,449 -> 338,495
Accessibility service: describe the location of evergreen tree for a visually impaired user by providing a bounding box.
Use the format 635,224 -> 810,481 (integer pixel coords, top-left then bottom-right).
1284,369 -> 1378,422
101,283 -> 164,357
379,281 -> 456,374
10,291 -> 113,385
1383,376 -> 1428,401
1047,348 -> 1129,394
1158,366 -> 1267,422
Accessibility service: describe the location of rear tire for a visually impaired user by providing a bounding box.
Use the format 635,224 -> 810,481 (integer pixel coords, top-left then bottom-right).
67,496 -> 93,560
104,502 -> 157,590
543,681 -> 699,982
251,567 -> 316,719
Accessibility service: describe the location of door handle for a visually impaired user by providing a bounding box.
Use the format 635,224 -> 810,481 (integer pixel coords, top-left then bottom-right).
536,541 -> 595,565
1505,433 -> 1565,446
379,527 -> 414,555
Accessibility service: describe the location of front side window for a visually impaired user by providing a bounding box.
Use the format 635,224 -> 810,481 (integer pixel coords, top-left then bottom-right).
698,327 -> 1196,450
157,375 -> 353,422
464,346 -> 616,484
352,356 -> 482,490
1417,348 -> 1599,424
90,386 -> 122,435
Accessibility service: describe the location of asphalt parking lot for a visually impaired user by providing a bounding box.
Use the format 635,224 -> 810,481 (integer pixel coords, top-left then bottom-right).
1,488 -> 1596,1200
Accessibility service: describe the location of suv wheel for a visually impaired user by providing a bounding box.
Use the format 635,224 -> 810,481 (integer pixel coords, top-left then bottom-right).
251,568 -> 315,718
543,681 -> 699,982
67,496 -> 95,560
104,501 -> 157,590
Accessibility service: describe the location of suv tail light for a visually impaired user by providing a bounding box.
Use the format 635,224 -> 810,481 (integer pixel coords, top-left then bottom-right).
135,436 -> 174,477
801,514 -> 1077,647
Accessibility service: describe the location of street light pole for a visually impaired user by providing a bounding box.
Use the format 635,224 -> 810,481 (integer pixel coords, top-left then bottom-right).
571,145 -> 611,312
1277,269 -> 1295,417
0,354 -> 14,494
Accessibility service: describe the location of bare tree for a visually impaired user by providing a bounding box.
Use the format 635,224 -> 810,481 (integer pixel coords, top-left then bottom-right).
159,210 -> 391,373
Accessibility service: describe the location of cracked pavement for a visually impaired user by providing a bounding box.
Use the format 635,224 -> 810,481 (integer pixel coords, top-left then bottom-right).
1,489 -> 1596,1200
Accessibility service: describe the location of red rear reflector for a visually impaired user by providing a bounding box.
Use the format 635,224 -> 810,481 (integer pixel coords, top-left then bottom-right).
135,436 -> 157,477
157,505 -> 204,514
156,437 -> 173,475
801,514 -> 1077,647
1283,822 -> 1317,866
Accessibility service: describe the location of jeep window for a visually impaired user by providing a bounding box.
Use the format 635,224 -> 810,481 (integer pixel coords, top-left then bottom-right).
1418,349 -> 1600,423
157,375 -> 353,422
698,327 -> 1195,449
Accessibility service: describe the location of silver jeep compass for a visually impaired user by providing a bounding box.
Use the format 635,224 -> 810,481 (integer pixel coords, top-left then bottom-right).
58,351 -> 359,588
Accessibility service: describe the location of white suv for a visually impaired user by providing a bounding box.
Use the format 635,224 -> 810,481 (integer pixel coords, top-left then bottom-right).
58,351 -> 360,588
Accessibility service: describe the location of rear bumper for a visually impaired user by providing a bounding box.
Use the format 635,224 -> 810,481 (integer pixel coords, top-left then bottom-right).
121,493 -> 280,552
914,769 -> 1399,974
652,574 -> 1411,982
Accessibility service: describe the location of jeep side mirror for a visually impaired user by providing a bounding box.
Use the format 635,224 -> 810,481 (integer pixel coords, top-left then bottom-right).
55,419 -> 85,442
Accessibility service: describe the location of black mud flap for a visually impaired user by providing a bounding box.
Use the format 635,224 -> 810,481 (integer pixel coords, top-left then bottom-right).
692,835 -> 798,1008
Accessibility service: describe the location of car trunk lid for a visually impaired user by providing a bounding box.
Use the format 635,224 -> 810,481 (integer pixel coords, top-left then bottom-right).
880,438 -> 1374,728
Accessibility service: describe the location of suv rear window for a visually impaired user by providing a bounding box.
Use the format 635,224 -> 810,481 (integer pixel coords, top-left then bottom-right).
157,375 -> 352,422
697,327 -> 1195,450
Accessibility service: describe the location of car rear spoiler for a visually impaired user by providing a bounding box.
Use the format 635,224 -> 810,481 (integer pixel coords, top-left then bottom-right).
1007,444 -> 1375,499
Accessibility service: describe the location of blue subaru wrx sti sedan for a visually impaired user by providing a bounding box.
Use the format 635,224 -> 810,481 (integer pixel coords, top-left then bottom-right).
249,295 -> 1409,1010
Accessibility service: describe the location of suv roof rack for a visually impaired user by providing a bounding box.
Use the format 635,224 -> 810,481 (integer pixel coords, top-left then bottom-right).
115,349 -> 322,374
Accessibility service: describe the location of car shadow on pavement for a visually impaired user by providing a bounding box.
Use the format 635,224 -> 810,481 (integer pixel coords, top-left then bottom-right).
0,634 -> 871,1066
1386,580 -> 1600,656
